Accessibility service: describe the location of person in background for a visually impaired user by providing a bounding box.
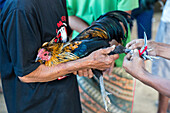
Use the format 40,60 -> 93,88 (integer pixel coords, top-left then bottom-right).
131,0 -> 154,40
66,0 -> 139,112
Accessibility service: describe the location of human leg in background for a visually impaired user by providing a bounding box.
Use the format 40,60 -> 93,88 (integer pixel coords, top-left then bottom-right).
136,9 -> 153,40
158,93 -> 169,113
168,101 -> 170,113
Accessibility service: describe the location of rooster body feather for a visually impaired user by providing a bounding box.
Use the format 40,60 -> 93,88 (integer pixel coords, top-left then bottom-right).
36,11 -> 132,66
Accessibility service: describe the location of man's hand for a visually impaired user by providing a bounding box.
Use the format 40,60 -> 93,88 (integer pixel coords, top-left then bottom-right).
126,39 -> 157,56
126,39 -> 144,49
88,45 -> 119,71
123,49 -> 146,79
72,45 -> 119,78
73,69 -> 94,78
103,61 -> 115,76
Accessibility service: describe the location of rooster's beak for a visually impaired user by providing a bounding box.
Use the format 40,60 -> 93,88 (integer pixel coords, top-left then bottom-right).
35,56 -> 40,62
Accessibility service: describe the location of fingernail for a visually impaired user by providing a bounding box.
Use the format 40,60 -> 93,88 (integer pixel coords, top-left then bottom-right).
134,49 -> 138,53
129,47 -> 132,49
111,45 -> 115,49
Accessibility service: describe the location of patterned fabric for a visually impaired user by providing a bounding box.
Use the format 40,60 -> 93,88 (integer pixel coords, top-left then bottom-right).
77,67 -> 135,113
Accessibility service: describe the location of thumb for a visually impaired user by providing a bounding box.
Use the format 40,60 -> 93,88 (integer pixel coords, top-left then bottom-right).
125,53 -> 131,60
101,45 -> 116,54
133,49 -> 139,57
123,54 -> 131,68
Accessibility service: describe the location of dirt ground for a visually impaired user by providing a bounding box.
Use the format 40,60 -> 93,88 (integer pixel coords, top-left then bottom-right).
0,12 -> 162,113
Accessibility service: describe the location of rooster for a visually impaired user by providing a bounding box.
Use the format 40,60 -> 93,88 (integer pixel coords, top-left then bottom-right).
35,10 -> 132,111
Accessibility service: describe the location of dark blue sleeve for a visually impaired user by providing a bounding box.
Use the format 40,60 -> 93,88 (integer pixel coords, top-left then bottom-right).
0,0 -> 6,9
2,9 -> 41,77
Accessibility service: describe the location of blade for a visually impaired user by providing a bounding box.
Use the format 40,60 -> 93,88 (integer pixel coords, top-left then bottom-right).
140,32 -> 147,53
144,32 -> 147,47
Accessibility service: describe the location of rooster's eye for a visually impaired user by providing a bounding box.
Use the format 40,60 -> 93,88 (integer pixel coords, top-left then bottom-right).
48,53 -> 51,56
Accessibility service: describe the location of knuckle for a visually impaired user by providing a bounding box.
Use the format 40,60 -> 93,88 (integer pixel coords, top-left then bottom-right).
122,63 -> 126,68
79,74 -> 83,77
132,45 -> 136,49
108,60 -> 112,64
98,48 -> 104,52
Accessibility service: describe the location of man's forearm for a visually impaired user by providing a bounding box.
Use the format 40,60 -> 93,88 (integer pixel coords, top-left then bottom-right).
19,44 -> 117,83
139,70 -> 170,97
68,16 -> 89,33
156,42 -> 170,60
19,57 -> 91,83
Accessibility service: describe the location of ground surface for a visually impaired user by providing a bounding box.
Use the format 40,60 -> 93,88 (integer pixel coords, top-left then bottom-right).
0,12 -> 162,113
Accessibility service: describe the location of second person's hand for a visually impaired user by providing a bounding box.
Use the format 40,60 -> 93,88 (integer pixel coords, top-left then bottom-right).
126,39 -> 157,56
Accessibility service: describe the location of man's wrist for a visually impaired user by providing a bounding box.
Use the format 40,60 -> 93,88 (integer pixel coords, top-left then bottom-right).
138,68 -> 153,85
68,57 -> 93,70
155,42 -> 162,56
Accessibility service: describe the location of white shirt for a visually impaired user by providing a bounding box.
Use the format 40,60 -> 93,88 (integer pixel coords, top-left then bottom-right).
161,0 -> 170,22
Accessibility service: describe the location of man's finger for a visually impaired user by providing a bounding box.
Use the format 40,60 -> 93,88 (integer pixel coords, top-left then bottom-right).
123,54 -> 131,69
130,43 -> 144,50
126,39 -> 144,50
123,54 -> 130,67
125,53 -> 131,60
88,69 -> 94,78
101,45 -> 115,54
126,40 -> 136,48
133,49 -> 139,57
112,54 -> 119,60
73,71 -> 77,75
82,69 -> 88,77
78,70 -> 83,77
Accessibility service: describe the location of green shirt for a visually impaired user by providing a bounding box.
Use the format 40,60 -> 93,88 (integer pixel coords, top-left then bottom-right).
67,0 -> 139,67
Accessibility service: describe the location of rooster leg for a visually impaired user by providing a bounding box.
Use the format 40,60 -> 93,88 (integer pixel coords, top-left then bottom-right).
92,70 -> 111,111
99,75 -> 111,111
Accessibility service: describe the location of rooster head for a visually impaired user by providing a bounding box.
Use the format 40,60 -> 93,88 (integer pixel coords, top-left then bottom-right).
35,48 -> 52,63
